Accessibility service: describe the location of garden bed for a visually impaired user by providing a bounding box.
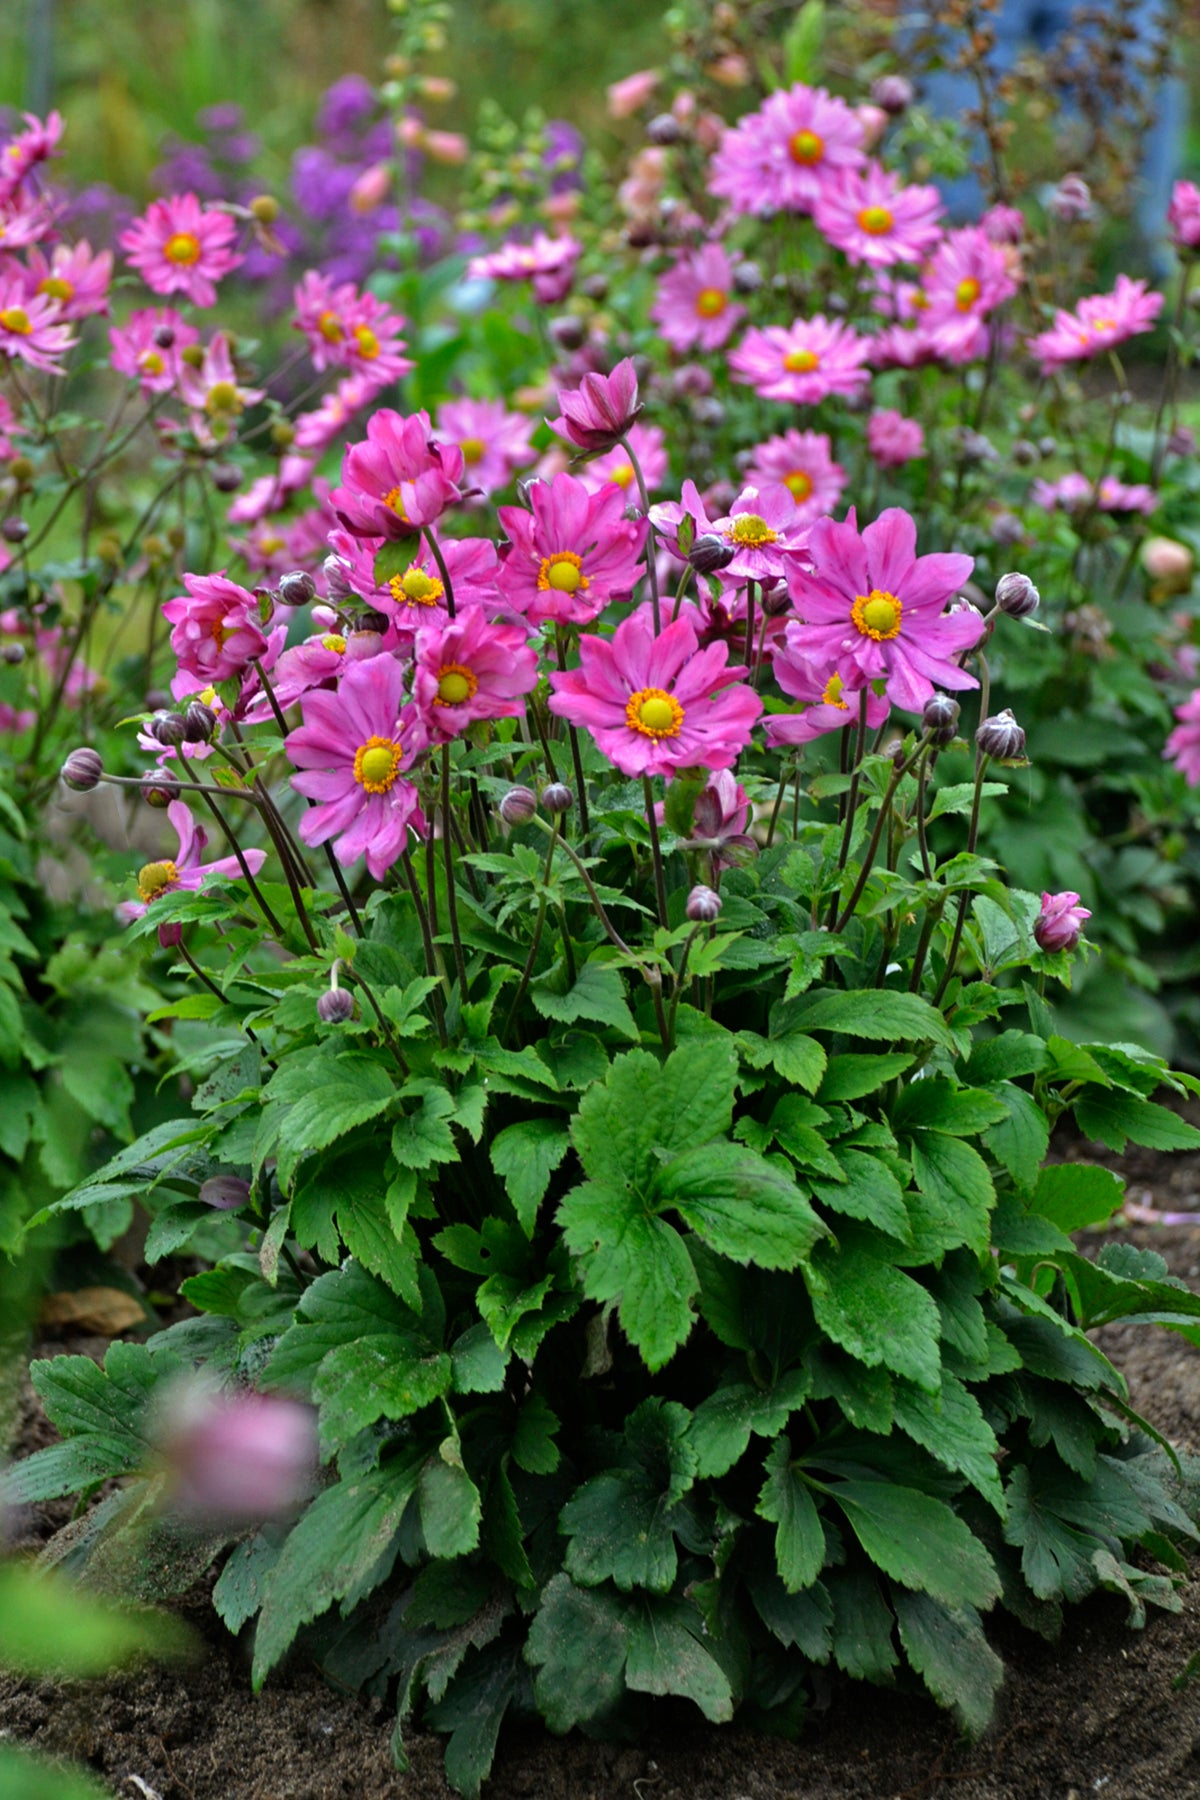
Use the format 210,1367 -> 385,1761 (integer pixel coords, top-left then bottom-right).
5,1140 -> 1200,1800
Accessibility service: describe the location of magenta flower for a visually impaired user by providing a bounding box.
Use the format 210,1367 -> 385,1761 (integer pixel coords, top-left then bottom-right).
162,572 -> 273,689
921,226 -> 1018,356
607,69 -> 660,119
867,409 -> 925,468
651,244 -> 746,353
24,241 -> 113,321
0,111 -> 64,199
0,190 -> 56,251
0,279 -> 74,374
785,507 -> 980,712
578,423 -> 668,497
1026,276 -> 1164,374
412,610 -> 538,744
336,529 -> 501,627
1031,472 -> 1157,517
257,628 -> 387,714
178,331 -> 265,443
467,232 -> 582,304
331,408 -> 466,542
119,799 -> 268,946
108,307 -> 198,395
292,270 -> 411,384
435,397 -> 536,499
814,162 -> 943,268
1033,891 -> 1091,954
553,357 -> 642,453
155,1379 -> 316,1522
1169,181 -> 1200,252
548,611 -> 762,777
497,473 -> 646,628
1096,474 -> 1157,516
728,316 -> 871,405
981,203 -> 1025,245
292,374 -> 377,455
689,770 -> 758,868
710,84 -> 865,217
745,429 -> 845,528
1166,690 -> 1200,785
287,655 -> 426,879
119,193 -> 242,308
765,644 -> 891,748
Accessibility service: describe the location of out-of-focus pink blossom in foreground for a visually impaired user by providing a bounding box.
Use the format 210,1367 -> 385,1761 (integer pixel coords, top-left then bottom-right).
154,1379 -> 317,1522
1166,689 -> 1200,785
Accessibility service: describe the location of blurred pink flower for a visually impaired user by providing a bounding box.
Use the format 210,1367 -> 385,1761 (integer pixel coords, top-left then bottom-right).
435,396 -> 536,498
0,110 -> 63,201
24,241 -> 112,321
710,83 -> 865,217
1168,180 -> 1200,252
178,331 -> 265,443
651,244 -> 745,353
162,571 -> 275,689
866,409 -> 925,468
728,316 -> 871,404
1166,689 -> 1200,784
0,280 -> 74,374
577,422 -> 668,497
1026,276 -> 1163,374
921,226 -> 1017,356
108,307 -> 198,395
292,270 -> 410,383
120,192 -> 242,308
746,429 -> 846,527
155,1380 -> 316,1522
607,69 -> 660,119
814,162 -> 943,268
467,232 -> 582,304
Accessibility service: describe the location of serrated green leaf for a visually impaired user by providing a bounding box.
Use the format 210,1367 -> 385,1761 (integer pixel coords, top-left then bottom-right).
806,1234 -> 942,1393
391,1083 -> 457,1169
832,1481 -> 1000,1611
489,1118 -> 570,1236
1033,1162 -> 1125,1233
791,988 -> 953,1049
827,1569 -> 898,1681
558,1182 -> 698,1370
817,1052 -> 913,1103
529,959 -> 637,1039
688,1369 -> 810,1477
624,1594 -> 733,1721
892,1080 -> 1008,1137
893,1374 -> 1005,1513
419,1443 -> 482,1559
984,1082 -> 1049,1194
511,1392 -> 561,1474
525,1573 -> 629,1731
810,1148 -> 911,1243
906,1134 -> 994,1256
655,1140 -> 826,1268
1073,1089 -> 1200,1153
893,1591 -> 1003,1735
212,1529 -> 282,1633
758,1436 -> 825,1593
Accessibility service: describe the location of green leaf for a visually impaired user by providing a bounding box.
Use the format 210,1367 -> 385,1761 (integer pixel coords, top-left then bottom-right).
1002,1464 -> 1100,1602
525,1574 -> 629,1731
373,540 -> 414,586
511,1393 -> 561,1474
529,959 -> 638,1039
262,1053 -> 397,1187
390,1083 -> 457,1170
791,988 -> 954,1050
558,1181 -> 698,1371
906,1134 -> 994,1257
817,1052 -> 913,1103
654,1140 -> 826,1268
892,1080 -> 1008,1137
805,1233 -> 942,1393
212,1529 -> 282,1633
828,1569 -> 898,1681
893,1375 -> 1005,1513
688,1369 -> 811,1477
253,1457 -> 423,1685
810,1148 -> 911,1243
1073,1090 -> 1200,1154
624,1594 -> 733,1721
782,0 -> 824,84
758,1436 -> 825,1592
832,1481 -> 1000,1611
570,1039 -> 738,1192
1033,1162 -> 1125,1233
748,1570 -> 833,1659
984,1082 -> 1049,1195
0,1563 -> 190,1675
425,1642 -> 519,1800
489,1119 -> 570,1236
893,1591 -> 1003,1735
334,1174 -> 421,1306
419,1440 -> 482,1559
964,1031 -> 1047,1085
561,1400 -> 696,1594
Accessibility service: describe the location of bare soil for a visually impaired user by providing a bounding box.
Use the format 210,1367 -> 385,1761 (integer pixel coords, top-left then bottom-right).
5,1132 -> 1200,1800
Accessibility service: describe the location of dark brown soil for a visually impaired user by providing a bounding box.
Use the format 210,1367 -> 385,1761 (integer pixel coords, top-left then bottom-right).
6,1140 -> 1200,1800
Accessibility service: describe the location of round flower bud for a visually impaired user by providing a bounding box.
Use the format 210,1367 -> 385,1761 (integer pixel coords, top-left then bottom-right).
62,746 -> 103,792
1167,425 -> 1197,460
152,323 -> 177,350
1050,172 -> 1092,222
1011,438 -> 1039,466
199,1176 -> 251,1211
1033,889 -> 1091,954
322,554 -> 355,602
976,708 -> 1027,761
761,582 -> 792,618
142,774 -> 181,808
542,782 -> 574,815
688,533 -> 737,577
871,73 -> 914,114
151,710 -> 188,747
270,420 -> 296,450
2,642 -> 25,665
9,455 -> 34,484
1140,536 -> 1194,593
211,462 -> 243,493
249,194 -> 280,223
277,569 -> 316,608
317,987 -> 356,1024
1038,436 -> 1058,459
922,693 -> 960,745
499,786 -> 538,825
580,274 -> 609,303
180,343 -> 205,369
646,111 -> 684,145
991,512 -> 1025,548
358,608 -> 390,635
686,884 -> 723,923
184,700 -> 217,744
995,571 -> 1040,618
167,524 -> 186,552
548,315 -> 587,352
1,516 -> 28,544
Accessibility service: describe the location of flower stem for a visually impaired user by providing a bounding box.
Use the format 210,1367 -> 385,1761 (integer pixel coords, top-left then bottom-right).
197,790 -> 288,940
643,775 -> 670,930
401,845 -> 447,1045
503,818 -> 559,1041
422,526 -> 457,618
440,743 -> 469,996
620,433 -> 661,634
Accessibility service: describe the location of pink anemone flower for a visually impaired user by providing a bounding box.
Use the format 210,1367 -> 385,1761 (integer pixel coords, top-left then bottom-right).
0,111 -> 64,199
921,226 -> 1018,354
162,571 -> 277,691
497,472 -> 647,628
292,374 -> 378,455
709,83 -> 865,217
0,279 -> 75,374
727,316 -> 872,405
577,422 -> 668,497
178,331 -> 265,444
435,397 -> 537,499
286,655 -> 426,879
548,610 -> 762,777
651,243 -> 746,353
745,430 -> 846,527
119,800 -> 267,947
108,307 -> 198,395
24,241 -> 113,320
119,193 -> 243,308
331,408 -> 465,542
866,409 -> 925,468
650,479 -> 811,586
1026,276 -> 1164,374
765,644 -> 891,748
814,162 -> 943,268
467,231 -> 582,304
785,507 -> 980,712
292,270 -> 411,384
412,610 -> 539,744
552,358 -> 642,454
1166,690 -> 1200,785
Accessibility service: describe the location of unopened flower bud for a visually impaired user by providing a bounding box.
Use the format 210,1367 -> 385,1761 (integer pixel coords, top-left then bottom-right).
872,73 -> 914,113
199,1176 -> 251,1211
1140,535 -> 1194,593
1167,425 -> 1197,460
922,694 -> 960,745
184,699 -> 217,744
1033,889 -> 1091,954
1050,172 -> 1092,223
580,274 -> 609,302
2,642 -> 25,664
991,512 -> 1025,548
1038,436 -> 1058,458
1011,438 -> 1039,466
9,455 -> 34,484
976,708 -> 1026,761
142,774 -> 180,808
277,569 -> 316,608
1,515 -> 28,543
270,420 -> 296,450
548,315 -> 586,352
359,608 -> 390,634
249,194 -> 279,223
151,710 -> 188,747
153,323 -> 177,349
691,397 -> 725,429
688,533 -> 736,576
761,582 -> 792,617
995,571 -> 1040,618
317,987 -> 356,1024
499,786 -> 538,826
646,111 -> 684,145
686,884 -> 722,923
62,746 -> 103,791
542,782 -> 573,815
95,534 -> 123,565
167,524 -> 186,552
322,554 -> 354,602
211,462 -> 243,493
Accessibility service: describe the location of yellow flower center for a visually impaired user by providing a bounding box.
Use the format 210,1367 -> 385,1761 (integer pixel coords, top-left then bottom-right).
608,461 -> 635,488
955,276 -> 982,311
321,633 -> 347,653
695,286 -> 727,318
821,670 -> 849,710
389,566 -> 444,607
783,348 -> 820,373
382,485 -> 409,520
857,205 -> 894,236
537,550 -> 589,594
211,619 -> 230,647
205,380 -> 241,415
851,587 -> 903,640
785,468 -> 813,501
138,349 -> 165,375
353,735 -> 403,793
353,325 -> 379,359
37,275 -> 73,303
726,513 -> 778,548
258,533 -> 285,554
0,307 -> 31,335
436,662 -> 479,705
789,129 -> 824,165
459,437 -> 485,464
318,309 -> 344,342
164,232 -> 202,265
137,859 -> 179,904
626,687 -> 684,738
